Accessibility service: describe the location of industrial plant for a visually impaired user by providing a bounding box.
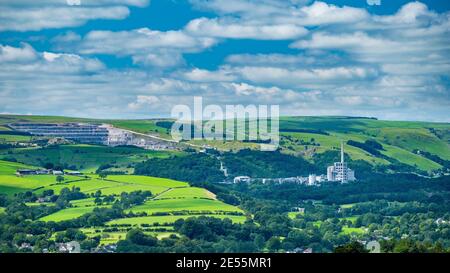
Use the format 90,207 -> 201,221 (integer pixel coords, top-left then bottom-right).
326,142 -> 356,183
233,141 -> 356,185
8,122 -> 177,150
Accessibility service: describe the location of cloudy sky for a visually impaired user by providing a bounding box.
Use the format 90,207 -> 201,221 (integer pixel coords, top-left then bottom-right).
0,0 -> 449,121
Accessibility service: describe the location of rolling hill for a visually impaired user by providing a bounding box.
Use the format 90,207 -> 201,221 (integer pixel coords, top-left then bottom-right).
1,114 -> 448,174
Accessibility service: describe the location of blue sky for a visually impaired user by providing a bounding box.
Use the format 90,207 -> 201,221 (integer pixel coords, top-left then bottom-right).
0,0 -> 449,121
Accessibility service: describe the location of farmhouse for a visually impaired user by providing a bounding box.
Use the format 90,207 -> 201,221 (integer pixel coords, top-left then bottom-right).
16,169 -> 37,176
35,169 -> 50,175
66,171 -> 82,176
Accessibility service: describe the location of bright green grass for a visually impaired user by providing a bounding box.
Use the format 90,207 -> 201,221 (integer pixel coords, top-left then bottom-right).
187,139 -> 258,152
1,145 -> 177,172
279,116 -> 450,169
70,198 -> 96,207
0,207 -> 5,214
128,198 -> 243,215
81,229 -> 175,245
155,187 -> 215,200
107,214 -> 247,226
107,175 -> 188,188
79,228 -> 126,245
288,211 -> 304,219
341,226 -> 366,235
283,132 -> 389,165
340,203 -> 357,209
0,160 -> 38,175
381,144 -> 442,171
0,115 -> 94,125
39,205 -> 111,222
107,120 -> 168,136
0,185 -> 24,195
97,184 -> 168,196
0,134 -> 32,142
372,128 -> 450,160
98,232 -> 127,245
0,175 -> 81,194
33,178 -> 115,194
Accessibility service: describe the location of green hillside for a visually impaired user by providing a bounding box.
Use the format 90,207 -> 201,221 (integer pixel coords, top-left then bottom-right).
0,160 -> 245,245
276,117 -> 449,172
1,114 -> 449,173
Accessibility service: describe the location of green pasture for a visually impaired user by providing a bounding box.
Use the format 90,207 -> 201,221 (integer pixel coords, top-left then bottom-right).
127,198 -> 244,215
39,205 -> 111,222
341,226 -> 366,235
107,214 -> 247,226
107,175 -> 188,188
0,160 -> 38,175
0,144 -> 178,172
155,187 -> 215,200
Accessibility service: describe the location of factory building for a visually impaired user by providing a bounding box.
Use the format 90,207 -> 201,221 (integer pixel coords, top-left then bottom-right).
9,122 -> 177,150
9,123 -> 109,144
327,142 -> 356,183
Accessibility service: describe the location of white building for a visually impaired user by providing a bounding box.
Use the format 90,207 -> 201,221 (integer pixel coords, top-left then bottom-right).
233,176 -> 251,183
308,174 -> 316,185
103,125 -> 133,146
327,142 -> 356,183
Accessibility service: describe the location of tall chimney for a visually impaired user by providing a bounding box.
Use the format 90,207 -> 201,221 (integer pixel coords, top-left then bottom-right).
341,141 -> 344,164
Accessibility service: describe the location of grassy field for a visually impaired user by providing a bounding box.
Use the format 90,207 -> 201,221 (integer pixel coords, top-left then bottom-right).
107,175 -> 188,188
0,160 -> 38,175
107,214 -> 247,226
0,174 -> 83,194
155,187 -> 215,200
287,211 -> 304,219
80,228 -> 175,245
128,198 -> 243,215
33,178 -> 116,194
340,203 -> 357,209
0,144 -> 180,173
280,117 -> 450,171
341,226 -> 366,235
282,132 -> 390,165
381,144 -> 441,171
0,160 -> 244,226
371,127 -> 450,160
39,205 -> 111,222
25,202 -> 55,207
70,198 -> 96,207
0,134 -> 33,143
21,170 -> 244,225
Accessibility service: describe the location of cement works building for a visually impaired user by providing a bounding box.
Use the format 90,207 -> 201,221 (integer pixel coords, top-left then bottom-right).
9,122 -> 178,150
9,123 -> 109,145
